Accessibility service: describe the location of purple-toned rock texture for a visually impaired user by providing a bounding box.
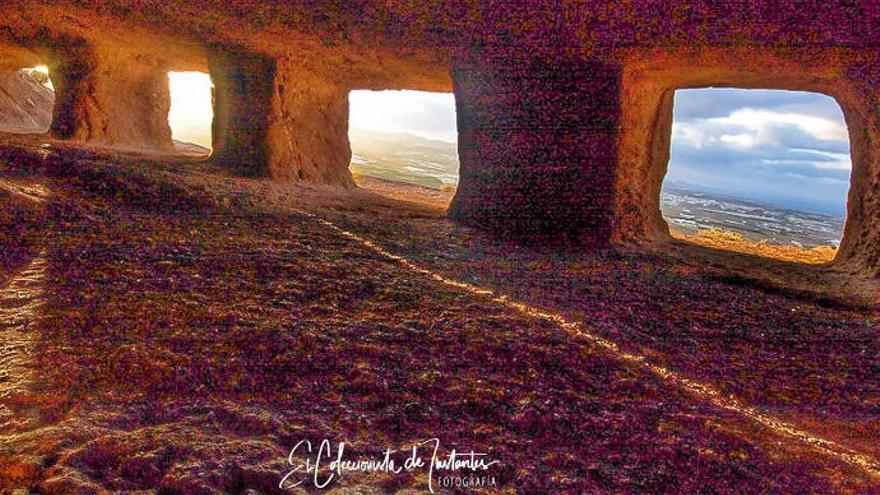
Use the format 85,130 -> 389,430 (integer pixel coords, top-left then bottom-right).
1,1 -> 879,273
450,53 -> 621,247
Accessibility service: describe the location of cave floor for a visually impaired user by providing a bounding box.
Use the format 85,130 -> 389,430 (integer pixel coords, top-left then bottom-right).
0,143 -> 878,494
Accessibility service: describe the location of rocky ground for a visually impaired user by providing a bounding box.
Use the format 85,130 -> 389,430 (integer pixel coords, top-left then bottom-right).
0,143 -> 878,494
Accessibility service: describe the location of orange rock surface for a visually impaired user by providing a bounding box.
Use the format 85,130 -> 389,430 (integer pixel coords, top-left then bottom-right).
0,2 -> 878,275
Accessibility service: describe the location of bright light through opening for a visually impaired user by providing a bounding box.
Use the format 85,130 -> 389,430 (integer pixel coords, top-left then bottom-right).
349,90 -> 457,143
662,88 -> 849,260
348,90 -> 459,190
168,72 -> 213,150
24,65 -> 53,90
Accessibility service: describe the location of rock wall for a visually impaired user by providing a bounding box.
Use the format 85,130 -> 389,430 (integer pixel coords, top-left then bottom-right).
612,47 -> 880,276
3,1 -> 880,275
209,47 -> 353,186
449,52 -> 622,246
839,59 -> 880,276
208,50 -> 275,177
47,41 -> 173,151
447,44 -> 880,276
0,70 -> 54,134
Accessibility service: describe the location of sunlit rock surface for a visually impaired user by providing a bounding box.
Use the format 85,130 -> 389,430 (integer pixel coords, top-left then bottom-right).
0,70 -> 53,134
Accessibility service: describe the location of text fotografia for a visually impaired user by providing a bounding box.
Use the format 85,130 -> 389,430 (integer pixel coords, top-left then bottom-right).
280,438 -> 500,493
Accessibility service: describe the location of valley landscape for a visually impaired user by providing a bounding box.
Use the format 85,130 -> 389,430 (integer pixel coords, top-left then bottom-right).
349,128 -> 460,190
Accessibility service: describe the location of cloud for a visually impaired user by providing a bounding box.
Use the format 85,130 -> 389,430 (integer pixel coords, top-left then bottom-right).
719,133 -> 756,148
672,88 -> 842,121
785,149 -> 851,170
709,108 -> 848,142
667,88 -> 852,215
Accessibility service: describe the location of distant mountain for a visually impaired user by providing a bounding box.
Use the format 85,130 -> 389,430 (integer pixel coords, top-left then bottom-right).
349,128 -> 459,190
173,140 -> 211,156
663,179 -> 846,217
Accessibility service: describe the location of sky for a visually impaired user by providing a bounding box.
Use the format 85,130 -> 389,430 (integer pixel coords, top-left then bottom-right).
667,88 -> 851,216
167,72 -> 214,149
349,90 -> 458,143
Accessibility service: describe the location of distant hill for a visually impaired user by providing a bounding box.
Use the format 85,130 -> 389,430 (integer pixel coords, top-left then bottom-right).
349,128 -> 459,190
173,140 -> 211,157
661,184 -> 844,248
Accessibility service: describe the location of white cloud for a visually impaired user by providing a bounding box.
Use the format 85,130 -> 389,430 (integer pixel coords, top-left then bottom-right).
719,133 -> 756,148
671,123 -> 706,149
787,148 -> 851,170
710,108 -> 848,143
668,89 -> 852,213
